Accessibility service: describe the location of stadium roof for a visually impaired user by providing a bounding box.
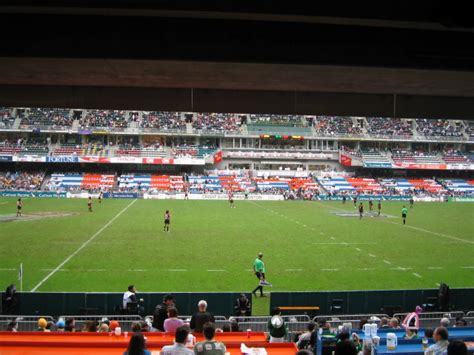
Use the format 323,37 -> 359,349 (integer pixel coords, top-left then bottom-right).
1,2 -> 474,119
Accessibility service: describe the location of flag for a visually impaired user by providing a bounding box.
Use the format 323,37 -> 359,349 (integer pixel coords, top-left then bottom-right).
18,263 -> 23,282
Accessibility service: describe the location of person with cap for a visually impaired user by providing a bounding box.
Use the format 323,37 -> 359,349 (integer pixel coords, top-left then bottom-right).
233,293 -> 251,317
56,319 -> 65,332
251,252 -> 271,297
161,325 -> 194,355
267,307 -> 287,343
190,300 -> 215,333
37,318 -> 47,332
153,294 -> 175,331
110,320 -> 121,333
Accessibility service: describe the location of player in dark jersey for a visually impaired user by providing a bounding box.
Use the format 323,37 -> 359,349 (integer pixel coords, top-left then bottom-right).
87,196 -> 92,212
342,195 -> 346,205
369,199 -> 373,211
16,198 -> 22,217
353,196 -> 357,208
228,191 -> 235,208
409,197 -> 414,209
358,202 -> 364,219
377,200 -> 382,216
164,210 -> 171,232
98,191 -> 103,204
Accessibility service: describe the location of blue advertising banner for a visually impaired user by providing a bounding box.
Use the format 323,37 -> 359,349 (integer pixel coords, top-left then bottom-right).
317,195 -> 411,201
46,156 -> 79,163
363,162 -> 393,168
0,191 -> 67,198
0,155 -> 12,162
103,192 -> 139,199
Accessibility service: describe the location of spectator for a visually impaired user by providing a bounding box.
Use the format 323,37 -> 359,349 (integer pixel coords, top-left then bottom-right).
161,325 -> 194,354
190,300 -> 215,333
65,318 -> 75,332
194,322 -> 226,355
296,321 -> 317,350
110,320 -> 121,332
455,318 -> 467,327
425,328 -> 434,339
447,340 -> 468,355
404,328 -> 419,340
56,319 -> 65,332
389,318 -> 401,329
230,319 -> 240,332
335,339 -> 358,355
83,320 -> 98,332
425,327 -> 449,355
234,293 -> 251,317
268,308 -> 287,343
37,318 -> 47,332
124,333 -> 151,355
6,320 -> 18,332
99,323 -> 109,333
132,321 -> 143,333
440,318 -> 450,327
153,294 -> 175,331
380,317 -> 390,328
123,285 -> 138,309
46,321 -> 55,332
164,307 -> 185,333
222,324 -> 231,332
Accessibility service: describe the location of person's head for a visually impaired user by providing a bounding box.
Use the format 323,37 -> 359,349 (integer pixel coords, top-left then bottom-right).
163,294 -> 174,305
165,210 -> 169,214
389,318 -> 399,328
270,307 -> 281,316
56,319 -> 65,331
440,317 -> 450,327
131,321 -> 142,333
455,318 -> 467,327
448,340 -> 468,355
198,300 -> 207,311
239,293 -> 247,301
403,205 -> 406,208
335,339 -> 357,355
323,321 -> 331,330
46,321 -> 55,331
109,320 -> 120,331
84,320 -> 97,332
222,324 -> 231,332
434,327 -> 449,342
424,328 -> 434,339
65,318 -> 75,332
128,285 -> 136,293
175,325 -> 189,345
230,319 -> 240,332
307,321 -> 316,332
38,318 -> 47,330
406,328 -> 418,337
359,318 -> 368,330
127,333 -> 147,355
167,307 -> 178,318
380,317 -> 389,327
203,322 -> 216,341
18,198 -> 21,202
258,252 -> 263,259
99,323 -> 109,333
7,320 -> 18,332
338,332 -> 350,341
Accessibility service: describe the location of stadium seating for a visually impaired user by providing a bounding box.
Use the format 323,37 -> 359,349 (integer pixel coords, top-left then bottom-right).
391,150 -> 443,164
218,174 -> 253,192
118,175 -> 184,191
80,109 -> 128,129
441,179 -> 474,193
0,171 -> 45,190
188,175 -> 222,192
193,112 -> 240,132
314,116 -> 362,136
366,117 -> 413,137
416,118 -> 464,137
19,108 -> 73,127
48,174 -> 115,190
442,150 -> 471,164
140,111 -> 185,130
346,178 -> 383,193
0,107 -> 14,128
317,176 -> 355,193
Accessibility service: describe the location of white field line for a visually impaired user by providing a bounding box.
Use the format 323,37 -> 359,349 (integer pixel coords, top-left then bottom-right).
383,260 -> 392,265
0,268 -> 16,271
461,266 -> 474,269
427,267 -> 444,270
169,269 -> 187,272
321,268 -> 339,271
355,248 -> 362,251
368,254 -> 377,258
312,242 -> 376,245
31,199 -> 137,292
207,269 -> 227,272
285,268 -> 304,271
357,268 -> 375,271
413,273 -> 423,278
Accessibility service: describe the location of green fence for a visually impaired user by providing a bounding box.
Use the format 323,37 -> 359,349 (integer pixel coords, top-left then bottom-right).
270,288 -> 474,315
2,292 -> 252,317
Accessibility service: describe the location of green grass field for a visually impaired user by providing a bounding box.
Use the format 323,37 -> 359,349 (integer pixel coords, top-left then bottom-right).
1,197 -> 473,298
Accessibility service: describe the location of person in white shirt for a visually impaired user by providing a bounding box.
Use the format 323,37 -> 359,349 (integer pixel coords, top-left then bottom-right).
123,285 -> 138,309
161,325 -> 194,355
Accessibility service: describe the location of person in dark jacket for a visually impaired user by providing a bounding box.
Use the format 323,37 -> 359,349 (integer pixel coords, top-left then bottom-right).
190,300 -> 215,333
234,294 -> 251,317
152,294 -> 175,331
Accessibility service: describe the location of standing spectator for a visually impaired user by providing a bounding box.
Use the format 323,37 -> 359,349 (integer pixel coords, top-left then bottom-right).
194,322 -> 226,355
268,308 -> 287,343
123,285 -> 138,309
124,333 -> 151,355
335,340 -> 358,355
164,308 -> 185,333
425,327 -> 449,355
153,294 -> 175,331
234,293 -> 251,317
448,340 -> 468,355
296,321 -> 317,350
161,325 -> 194,354
190,300 -> 215,333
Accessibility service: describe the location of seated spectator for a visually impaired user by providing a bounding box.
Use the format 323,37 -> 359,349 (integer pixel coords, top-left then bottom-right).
425,327 -> 449,355
132,321 -> 143,333
37,318 -> 47,332
335,339 -> 358,355
124,333 -> 151,355
455,318 -> 467,327
222,324 -> 231,332
164,307 -> 184,333
425,328 -> 434,339
99,323 -> 109,333
190,300 -> 215,333
194,322 -> 226,355
296,321 -> 317,350
268,307 -> 287,343
230,319 -> 240,332
161,325 -> 194,354
380,317 -> 390,328
389,318 -> 401,329
404,328 -> 419,340
440,317 -> 450,327
351,333 -> 363,353
82,320 -> 98,332
110,320 -> 120,333
56,319 -> 65,332
65,318 -> 75,332
448,340 -> 468,355
153,294 -> 175,331
321,321 -> 336,336
6,320 -> 18,332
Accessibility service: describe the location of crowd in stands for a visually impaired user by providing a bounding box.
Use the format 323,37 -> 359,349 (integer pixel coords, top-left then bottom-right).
193,112 -> 240,132
18,107 -> 74,127
314,116 -> 362,136
0,107 -> 14,128
80,110 -> 128,129
140,111 -> 185,130
367,117 -> 413,137
249,114 -> 304,125
416,119 -> 464,138
0,171 -> 45,190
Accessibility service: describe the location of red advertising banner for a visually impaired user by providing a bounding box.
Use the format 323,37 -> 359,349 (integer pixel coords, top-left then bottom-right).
393,163 -> 447,170
79,156 -> 111,163
213,150 -> 223,164
340,154 -> 352,167
142,158 -> 175,165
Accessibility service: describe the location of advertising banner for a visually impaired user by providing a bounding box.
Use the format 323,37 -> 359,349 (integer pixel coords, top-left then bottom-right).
317,195 -> 412,201
0,191 -> 66,198
0,155 -> 12,162
213,150 -> 223,164
47,156 -> 79,163
339,154 -> 352,167
78,156 -> 111,163
363,162 -> 393,168
392,163 -> 447,170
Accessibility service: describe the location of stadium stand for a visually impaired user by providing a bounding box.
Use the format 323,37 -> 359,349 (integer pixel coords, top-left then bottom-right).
416,118 -> 464,138
317,176 -> 355,193
193,112 -> 240,132
442,150 -> 471,164
440,179 -> 474,194
366,117 -> 414,137
346,178 -> 384,194
218,174 -> 253,192
47,173 -> 115,191
118,175 -> 184,191
80,109 -> 128,129
391,149 -> 444,164
314,116 -> 362,136
140,111 -> 185,131
18,108 -> 73,128
0,107 -> 14,128
0,171 -> 45,190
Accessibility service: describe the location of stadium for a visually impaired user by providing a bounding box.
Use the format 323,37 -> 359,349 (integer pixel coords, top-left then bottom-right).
0,2 -> 474,355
